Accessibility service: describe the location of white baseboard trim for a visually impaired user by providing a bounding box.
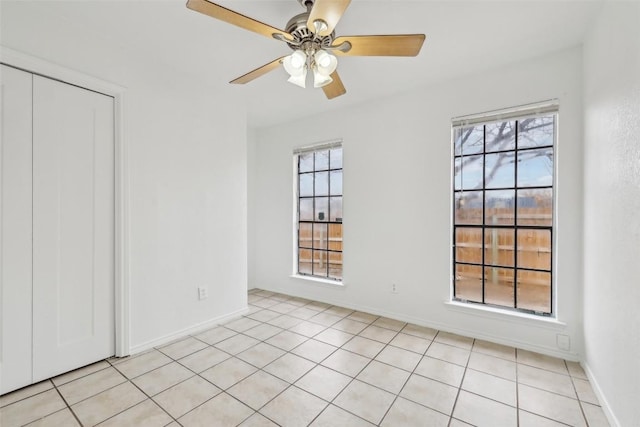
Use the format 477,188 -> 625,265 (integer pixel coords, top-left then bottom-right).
582,361 -> 620,427
259,286 -> 579,361
128,306 -> 249,355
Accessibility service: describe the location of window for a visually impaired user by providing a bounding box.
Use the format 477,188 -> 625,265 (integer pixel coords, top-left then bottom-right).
452,103 -> 556,315
295,142 -> 343,281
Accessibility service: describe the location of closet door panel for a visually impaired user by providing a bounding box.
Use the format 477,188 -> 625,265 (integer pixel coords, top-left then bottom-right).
0,65 -> 34,394
32,75 -> 115,381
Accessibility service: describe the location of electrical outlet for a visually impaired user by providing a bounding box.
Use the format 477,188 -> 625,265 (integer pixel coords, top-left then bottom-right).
198,286 -> 208,300
391,283 -> 398,294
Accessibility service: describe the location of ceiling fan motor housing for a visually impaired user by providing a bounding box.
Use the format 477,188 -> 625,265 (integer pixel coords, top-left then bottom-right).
285,11 -> 335,53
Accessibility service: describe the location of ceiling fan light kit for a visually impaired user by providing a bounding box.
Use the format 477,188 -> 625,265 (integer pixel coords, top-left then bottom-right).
186,0 -> 426,99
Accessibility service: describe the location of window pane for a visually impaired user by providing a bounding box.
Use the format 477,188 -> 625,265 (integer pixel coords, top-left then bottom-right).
518,148 -> 553,187
330,148 -> 342,169
329,196 -> 342,222
299,173 -> 313,197
485,152 -> 515,188
313,223 -> 327,249
455,154 -> 483,190
299,249 -> 312,275
315,171 -> 329,196
517,270 -> 551,313
455,191 -> 482,224
454,126 -> 483,156
299,223 -> 312,249
315,197 -> 328,222
455,264 -> 482,302
315,150 -> 329,170
484,267 -> 514,307
299,153 -> 314,173
330,170 -> 342,195
486,121 -> 516,152
485,190 -> 515,225
455,228 -> 482,264
517,229 -> 551,271
328,224 -> 342,251
518,116 -> 554,149
484,228 -> 514,267
328,252 -> 342,280
299,198 -> 313,221
312,250 -> 328,277
517,189 -> 552,226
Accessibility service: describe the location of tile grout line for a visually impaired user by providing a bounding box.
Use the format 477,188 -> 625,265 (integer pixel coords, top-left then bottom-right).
567,359 -> 591,426
446,334 -> 475,427
326,331 -> 397,425
103,363 -> 180,426
302,323 -> 396,426
518,409 -> 575,427
50,383 -> 83,427
53,371 -> 132,411
375,326 -> 436,426
0,381 -> 54,410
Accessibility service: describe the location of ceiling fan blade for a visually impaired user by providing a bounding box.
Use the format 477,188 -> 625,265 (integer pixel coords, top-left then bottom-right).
322,71 -> 346,99
187,0 -> 293,42
307,0 -> 351,37
230,57 -> 286,84
332,34 -> 426,56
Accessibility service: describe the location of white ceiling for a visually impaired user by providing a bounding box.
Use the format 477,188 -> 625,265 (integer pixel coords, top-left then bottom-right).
2,0 -> 602,128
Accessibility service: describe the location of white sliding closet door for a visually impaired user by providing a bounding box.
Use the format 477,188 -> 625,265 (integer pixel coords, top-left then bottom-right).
1,65 -> 34,393
32,75 -> 115,382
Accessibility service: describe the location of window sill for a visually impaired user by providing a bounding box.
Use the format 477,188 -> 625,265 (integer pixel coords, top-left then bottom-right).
290,274 -> 345,287
444,300 -> 566,329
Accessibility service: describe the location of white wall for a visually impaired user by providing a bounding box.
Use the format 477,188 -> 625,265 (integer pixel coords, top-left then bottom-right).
249,47 -> 585,359
247,127 -> 259,291
1,3 -> 248,351
583,3 -> 640,426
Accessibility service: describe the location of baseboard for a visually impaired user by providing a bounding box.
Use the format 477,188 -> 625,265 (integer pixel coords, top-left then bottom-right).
257,286 -> 579,361
128,306 -> 249,355
582,361 -> 620,427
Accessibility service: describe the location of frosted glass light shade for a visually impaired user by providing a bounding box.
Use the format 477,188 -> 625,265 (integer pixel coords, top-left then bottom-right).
288,69 -> 307,88
314,50 -> 338,75
313,68 -> 333,88
284,50 -> 307,76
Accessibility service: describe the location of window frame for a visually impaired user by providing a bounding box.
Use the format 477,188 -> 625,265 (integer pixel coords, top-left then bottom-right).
451,102 -> 558,316
294,141 -> 343,282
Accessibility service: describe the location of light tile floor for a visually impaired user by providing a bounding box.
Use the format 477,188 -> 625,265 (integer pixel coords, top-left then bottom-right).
0,289 -> 610,427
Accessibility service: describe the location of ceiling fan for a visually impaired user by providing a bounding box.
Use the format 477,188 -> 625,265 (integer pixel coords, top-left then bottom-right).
186,0 -> 426,99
